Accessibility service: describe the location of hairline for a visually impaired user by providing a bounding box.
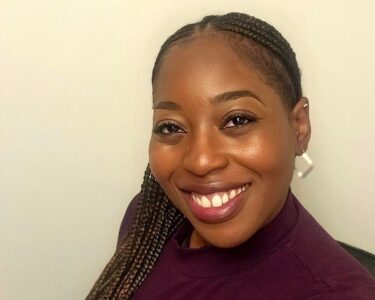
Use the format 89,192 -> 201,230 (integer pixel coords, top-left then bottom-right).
152,29 -> 296,110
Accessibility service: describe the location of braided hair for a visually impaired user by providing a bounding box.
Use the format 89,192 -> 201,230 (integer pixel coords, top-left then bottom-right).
87,12 -> 302,299
152,12 -> 302,109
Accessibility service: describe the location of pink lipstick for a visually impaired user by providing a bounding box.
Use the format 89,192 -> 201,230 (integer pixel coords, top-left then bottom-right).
182,184 -> 250,223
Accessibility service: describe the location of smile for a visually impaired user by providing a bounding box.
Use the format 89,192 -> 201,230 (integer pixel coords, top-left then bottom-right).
182,182 -> 251,223
191,184 -> 249,208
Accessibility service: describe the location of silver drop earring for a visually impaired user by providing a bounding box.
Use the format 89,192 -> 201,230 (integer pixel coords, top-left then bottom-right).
295,112 -> 313,178
295,151 -> 313,178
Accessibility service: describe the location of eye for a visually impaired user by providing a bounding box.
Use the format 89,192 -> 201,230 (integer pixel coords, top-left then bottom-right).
153,121 -> 185,135
223,113 -> 258,129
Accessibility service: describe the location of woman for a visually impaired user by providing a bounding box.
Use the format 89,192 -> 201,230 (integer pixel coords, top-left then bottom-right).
87,12 -> 375,299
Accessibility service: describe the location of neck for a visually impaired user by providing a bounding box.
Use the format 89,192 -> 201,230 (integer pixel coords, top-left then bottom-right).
189,229 -> 211,249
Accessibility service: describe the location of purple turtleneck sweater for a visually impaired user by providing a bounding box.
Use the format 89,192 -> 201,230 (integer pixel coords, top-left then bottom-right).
118,192 -> 375,299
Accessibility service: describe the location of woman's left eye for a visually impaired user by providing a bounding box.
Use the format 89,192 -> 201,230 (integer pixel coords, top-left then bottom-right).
223,114 -> 257,128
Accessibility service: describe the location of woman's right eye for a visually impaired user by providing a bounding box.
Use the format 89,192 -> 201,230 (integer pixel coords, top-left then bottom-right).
153,122 -> 185,135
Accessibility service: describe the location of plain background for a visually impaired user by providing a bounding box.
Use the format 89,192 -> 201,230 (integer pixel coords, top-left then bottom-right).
1,0 -> 374,299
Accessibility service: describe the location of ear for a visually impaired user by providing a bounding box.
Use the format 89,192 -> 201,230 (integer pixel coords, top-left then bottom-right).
291,97 -> 311,155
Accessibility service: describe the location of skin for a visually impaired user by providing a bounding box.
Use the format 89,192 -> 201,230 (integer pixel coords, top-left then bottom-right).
149,33 -> 311,249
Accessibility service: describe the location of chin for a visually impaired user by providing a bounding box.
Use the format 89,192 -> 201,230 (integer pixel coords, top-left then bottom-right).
193,222 -> 258,249
205,234 -> 250,248
211,237 -> 248,249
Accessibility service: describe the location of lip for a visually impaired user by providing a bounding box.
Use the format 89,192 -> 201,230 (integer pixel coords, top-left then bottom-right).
179,182 -> 249,195
180,183 -> 250,224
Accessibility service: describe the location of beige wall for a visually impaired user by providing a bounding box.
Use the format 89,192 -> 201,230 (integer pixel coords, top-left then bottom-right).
1,0 -> 374,299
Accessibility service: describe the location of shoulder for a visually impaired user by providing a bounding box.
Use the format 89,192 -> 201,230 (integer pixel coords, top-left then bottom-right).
306,286 -> 375,299
232,196 -> 375,298
285,197 -> 375,297
117,193 -> 140,247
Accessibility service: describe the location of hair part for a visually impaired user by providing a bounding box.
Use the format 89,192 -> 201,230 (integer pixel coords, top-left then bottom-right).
152,12 -> 302,109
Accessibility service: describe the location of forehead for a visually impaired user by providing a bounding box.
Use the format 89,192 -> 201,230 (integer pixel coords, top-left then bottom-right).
154,34 -> 245,91
153,34 -> 282,109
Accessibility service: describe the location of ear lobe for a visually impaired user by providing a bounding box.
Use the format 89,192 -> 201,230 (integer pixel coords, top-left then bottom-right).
292,97 -> 311,155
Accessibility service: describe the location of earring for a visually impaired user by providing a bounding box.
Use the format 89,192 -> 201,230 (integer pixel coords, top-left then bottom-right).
295,150 -> 313,178
302,101 -> 309,108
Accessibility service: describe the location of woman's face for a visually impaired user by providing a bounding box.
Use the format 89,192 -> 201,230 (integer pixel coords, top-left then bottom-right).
149,34 -> 308,248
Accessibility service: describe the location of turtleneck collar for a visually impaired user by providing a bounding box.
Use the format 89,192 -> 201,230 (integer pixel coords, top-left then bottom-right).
171,191 -> 300,278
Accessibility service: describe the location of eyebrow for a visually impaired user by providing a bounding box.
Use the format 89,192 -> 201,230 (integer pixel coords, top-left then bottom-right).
153,90 -> 263,110
210,90 -> 263,105
152,101 -> 181,110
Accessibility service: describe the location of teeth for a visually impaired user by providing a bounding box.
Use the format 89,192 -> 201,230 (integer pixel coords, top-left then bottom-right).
222,193 -> 229,204
192,194 -> 198,203
192,184 -> 249,208
201,196 -> 211,208
229,189 -> 236,200
212,195 -> 222,207
193,194 -> 202,206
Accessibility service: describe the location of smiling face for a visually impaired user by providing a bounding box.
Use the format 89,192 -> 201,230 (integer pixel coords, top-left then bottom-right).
149,33 -> 309,248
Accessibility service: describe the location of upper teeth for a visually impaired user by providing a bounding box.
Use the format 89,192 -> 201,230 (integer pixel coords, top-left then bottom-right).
191,184 -> 249,208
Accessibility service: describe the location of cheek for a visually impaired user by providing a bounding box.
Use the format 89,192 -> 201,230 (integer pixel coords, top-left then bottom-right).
149,138 -> 187,212
149,137 -> 181,186
234,125 -> 295,176
149,139 -> 167,182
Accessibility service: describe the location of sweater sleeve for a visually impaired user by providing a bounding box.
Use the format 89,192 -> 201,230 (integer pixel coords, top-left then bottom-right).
116,193 -> 140,248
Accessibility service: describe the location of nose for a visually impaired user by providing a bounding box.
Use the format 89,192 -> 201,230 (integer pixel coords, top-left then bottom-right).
182,129 -> 229,177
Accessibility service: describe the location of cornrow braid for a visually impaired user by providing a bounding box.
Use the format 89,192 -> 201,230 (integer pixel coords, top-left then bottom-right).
88,12 -> 303,299
152,12 -> 302,108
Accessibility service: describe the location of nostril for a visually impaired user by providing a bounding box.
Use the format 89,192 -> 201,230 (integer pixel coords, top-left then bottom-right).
182,147 -> 229,177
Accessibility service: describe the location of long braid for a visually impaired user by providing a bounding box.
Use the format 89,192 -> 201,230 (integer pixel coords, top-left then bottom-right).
87,166 -> 184,299
88,12 -> 302,299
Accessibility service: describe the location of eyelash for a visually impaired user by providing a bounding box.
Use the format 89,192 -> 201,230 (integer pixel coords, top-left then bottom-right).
153,121 -> 186,136
222,113 -> 258,129
153,113 -> 258,136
